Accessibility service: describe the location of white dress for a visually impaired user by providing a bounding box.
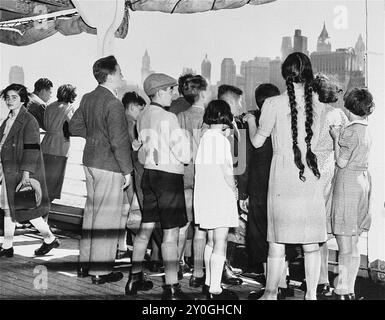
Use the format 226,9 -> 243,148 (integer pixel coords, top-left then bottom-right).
193,129 -> 239,229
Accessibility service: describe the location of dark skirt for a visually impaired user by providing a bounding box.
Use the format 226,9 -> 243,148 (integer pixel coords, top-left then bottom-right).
43,154 -> 67,201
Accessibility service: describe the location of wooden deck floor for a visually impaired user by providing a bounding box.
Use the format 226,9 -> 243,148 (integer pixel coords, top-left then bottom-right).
0,230 -> 309,300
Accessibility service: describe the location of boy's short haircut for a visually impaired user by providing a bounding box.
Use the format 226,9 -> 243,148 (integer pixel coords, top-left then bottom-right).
34,78 -> 53,93
122,91 -> 146,109
93,55 -> 118,85
254,83 -> 280,108
182,75 -> 208,105
344,87 -> 375,117
217,84 -> 243,100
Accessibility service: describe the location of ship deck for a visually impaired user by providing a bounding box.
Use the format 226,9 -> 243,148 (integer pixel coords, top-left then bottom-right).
1,228 -> 385,301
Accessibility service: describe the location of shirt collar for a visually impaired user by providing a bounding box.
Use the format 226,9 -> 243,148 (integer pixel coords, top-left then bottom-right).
192,105 -> 204,110
9,107 -> 21,119
150,102 -> 164,109
100,85 -> 118,97
30,93 -> 46,106
346,119 -> 368,127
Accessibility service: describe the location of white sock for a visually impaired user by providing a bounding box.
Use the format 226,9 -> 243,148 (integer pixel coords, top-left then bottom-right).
209,253 -> 226,294
204,244 -> 213,286
30,217 -> 55,243
3,215 -> 16,249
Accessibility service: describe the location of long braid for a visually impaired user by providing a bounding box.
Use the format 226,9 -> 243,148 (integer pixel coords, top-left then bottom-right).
287,77 -> 306,181
304,82 -> 321,179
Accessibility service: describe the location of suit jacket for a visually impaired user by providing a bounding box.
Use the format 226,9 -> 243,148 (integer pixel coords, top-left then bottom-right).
0,107 -> 50,222
69,86 -> 133,175
27,94 -> 46,130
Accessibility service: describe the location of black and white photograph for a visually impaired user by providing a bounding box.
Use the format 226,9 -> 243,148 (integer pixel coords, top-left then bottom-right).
0,0 -> 384,308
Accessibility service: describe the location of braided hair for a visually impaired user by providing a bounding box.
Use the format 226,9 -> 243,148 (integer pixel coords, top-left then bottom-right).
282,52 -> 320,181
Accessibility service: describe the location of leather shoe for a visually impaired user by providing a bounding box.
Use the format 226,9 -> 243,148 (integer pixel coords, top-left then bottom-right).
34,238 -> 60,256
77,266 -> 89,278
248,289 -> 264,300
0,246 -> 14,258
91,271 -> 123,285
202,284 -> 209,295
222,262 -> 243,285
332,291 -> 351,300
189,275 -> 205,287
248,287 -> 291,300
125,271 -> 153,295
317,283 -> 332,300
207,288 -> 239,300
162,283 -> 191,300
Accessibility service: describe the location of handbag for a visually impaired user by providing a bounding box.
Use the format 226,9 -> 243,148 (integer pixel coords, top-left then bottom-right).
14,186 -> 37,210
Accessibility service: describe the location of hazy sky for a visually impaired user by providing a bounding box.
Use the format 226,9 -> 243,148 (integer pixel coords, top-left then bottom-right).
0,0 -> 369,102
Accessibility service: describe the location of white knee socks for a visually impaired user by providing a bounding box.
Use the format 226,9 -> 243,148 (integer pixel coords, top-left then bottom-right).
204,244 -> 213,286
209,253 -> 225,294
2,216 -> 16,249
347,256 -> 360,294
263,256 -> 285,299
30,217 -> 55,244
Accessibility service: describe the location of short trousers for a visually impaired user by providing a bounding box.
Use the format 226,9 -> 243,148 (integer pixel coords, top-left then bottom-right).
141,169 -> 187,229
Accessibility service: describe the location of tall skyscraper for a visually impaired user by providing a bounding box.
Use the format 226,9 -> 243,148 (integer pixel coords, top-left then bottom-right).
293,29 -> 309,56
244,57 -> 271,108
317,22 -> 332,53
220,58 -> 236,86
355,34 -> 366,72
311,48 -> 361,89
9,66 -> 24,85
141,49 -> 153,84
281,36 -> 293,61
269,58 -> 285,93
201,54 -> 211,83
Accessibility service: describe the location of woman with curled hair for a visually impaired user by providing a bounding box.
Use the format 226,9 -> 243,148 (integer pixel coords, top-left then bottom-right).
244,52 -> 327,300
41,84 -> 77,202
312,74 -> 348,298
0,84 -> 59,258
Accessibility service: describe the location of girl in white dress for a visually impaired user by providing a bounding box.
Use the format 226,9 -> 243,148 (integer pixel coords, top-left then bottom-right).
194,100 -> 239,300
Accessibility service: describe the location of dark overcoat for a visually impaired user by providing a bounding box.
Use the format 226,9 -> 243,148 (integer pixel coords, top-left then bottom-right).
0,106 -> 50,222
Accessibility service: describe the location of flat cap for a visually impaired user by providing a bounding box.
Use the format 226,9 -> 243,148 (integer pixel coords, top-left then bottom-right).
143,73 -> 177,97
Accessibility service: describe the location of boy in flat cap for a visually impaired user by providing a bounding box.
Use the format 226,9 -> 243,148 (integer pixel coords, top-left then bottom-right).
125,73 -> 191,300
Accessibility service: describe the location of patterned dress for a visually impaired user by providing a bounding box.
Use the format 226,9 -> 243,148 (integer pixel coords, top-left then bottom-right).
314,105 -> 348,234
331,120 -> 372,236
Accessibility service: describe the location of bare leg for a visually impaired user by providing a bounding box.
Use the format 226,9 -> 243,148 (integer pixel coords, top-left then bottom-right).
193,226 -> 207,278
162,227 -> 180,285
131,222 -> 155,274
319,241 -> 329,285
347,235 -> 360,295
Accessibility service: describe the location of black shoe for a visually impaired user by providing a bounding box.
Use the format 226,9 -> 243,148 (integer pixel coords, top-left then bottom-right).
125,271 -> 153,295
207,288 -> 239,300
91,271 -> 123,285
189,275 -> 205,287
0,247 -> 14,258
77,266 -> 89,278
222,262 -> 243,285
317,283 -> 332,300
332,291 -> 351,300
162,283 -> 191,300
34,238 -> 60,256
248,289 -> 265,300
202,284 -> 209,295
277,287 -> 289,300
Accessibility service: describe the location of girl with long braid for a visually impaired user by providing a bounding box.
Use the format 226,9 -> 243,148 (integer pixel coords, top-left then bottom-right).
244,52 -> 327,300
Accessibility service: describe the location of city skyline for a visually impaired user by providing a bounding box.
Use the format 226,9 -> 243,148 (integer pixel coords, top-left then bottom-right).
0,0 -> 368,101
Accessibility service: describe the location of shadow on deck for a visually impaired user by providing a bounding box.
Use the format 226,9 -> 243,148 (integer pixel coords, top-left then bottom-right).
1,228 -> 384,300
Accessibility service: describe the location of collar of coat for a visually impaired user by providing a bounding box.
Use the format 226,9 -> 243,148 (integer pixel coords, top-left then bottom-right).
0,106 -> 29,142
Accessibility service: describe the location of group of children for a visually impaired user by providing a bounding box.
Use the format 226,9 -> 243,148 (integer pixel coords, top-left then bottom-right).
119,51 -> 374,301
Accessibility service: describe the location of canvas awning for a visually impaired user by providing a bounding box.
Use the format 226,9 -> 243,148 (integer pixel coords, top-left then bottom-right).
0,0 -> 276,46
